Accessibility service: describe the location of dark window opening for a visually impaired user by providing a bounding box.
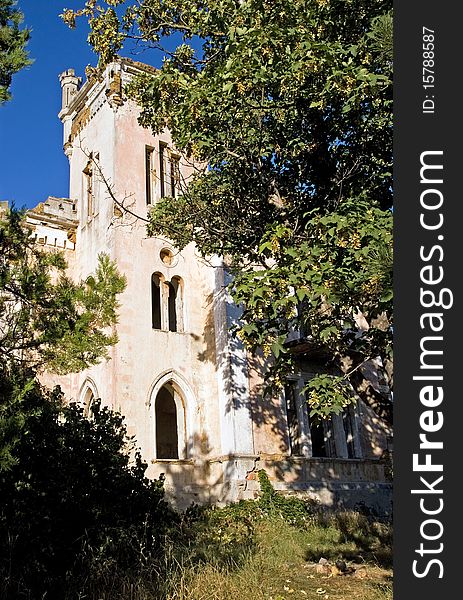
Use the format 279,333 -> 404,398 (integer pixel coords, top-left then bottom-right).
170,155 -> 180,197
151,274 -> 162,329
83,388 -> 96,418
297,299 -> 310,338
159,142 -> 180,198
310,421 -> 327,457
284,383 -> 301,455
167,281 -> 178,332
159,142 -> 167,198
343,409 -> 356,459
310,418 -> 335,458
160,248 -> 174,265
155,386 -> 179,459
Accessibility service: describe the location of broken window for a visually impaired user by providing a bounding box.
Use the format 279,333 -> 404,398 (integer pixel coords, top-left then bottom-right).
166,276 -> 183,332
160,248 -> 174,266
159,142 -> 167,198
155,384 -> 179,459
83,153 -> 100,218
82,385 -> 98,418
296,298 -> 311,339
283,377 -> 361,459
170,154 -> 180,197
167,281 -> 177,332
342,406 -> 357,459
308,407 -> 360,458
93,153 -> 100,214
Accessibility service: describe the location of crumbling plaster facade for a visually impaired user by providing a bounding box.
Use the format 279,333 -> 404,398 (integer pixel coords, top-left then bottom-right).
30,58 -> 392,514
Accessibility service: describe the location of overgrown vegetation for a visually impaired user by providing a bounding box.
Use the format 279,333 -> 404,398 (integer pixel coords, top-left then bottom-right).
1,465 -> 392,599
0,383 -> 175,599
161,514 -> 392,600
0,206 -> 152,598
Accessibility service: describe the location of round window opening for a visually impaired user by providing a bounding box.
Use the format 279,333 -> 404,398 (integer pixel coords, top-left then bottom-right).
160,248 -> 175,266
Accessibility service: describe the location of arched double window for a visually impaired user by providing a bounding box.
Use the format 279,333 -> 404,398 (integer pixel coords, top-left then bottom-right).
151,273 -> 184,332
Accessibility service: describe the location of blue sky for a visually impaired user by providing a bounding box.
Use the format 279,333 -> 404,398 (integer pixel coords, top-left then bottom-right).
0,1 -> 183,209
0,1 -> 95,209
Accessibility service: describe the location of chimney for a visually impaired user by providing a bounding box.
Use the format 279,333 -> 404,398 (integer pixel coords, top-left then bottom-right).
59,69 -> 82,111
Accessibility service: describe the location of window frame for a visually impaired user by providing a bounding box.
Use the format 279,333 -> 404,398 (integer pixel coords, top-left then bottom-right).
159,141 -> 181,199
151,273 -> 184,333
82,152 -> 99,220
159,141 -> 168,198
145,145 -> 155,205
83,157 -> 93,220
155,384 -> 180,459
153,381 -> 187,460
151,272 -> 163,330
283,375 -> 363,459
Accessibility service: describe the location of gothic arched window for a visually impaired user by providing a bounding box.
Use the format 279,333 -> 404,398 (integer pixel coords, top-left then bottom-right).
83,388 -> 95,417
80,381 -> 99,418
155,383 -> 185,459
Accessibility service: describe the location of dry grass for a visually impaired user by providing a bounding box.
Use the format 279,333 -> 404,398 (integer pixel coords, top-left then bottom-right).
71,509 -> 392,600
161,514 -> 393,600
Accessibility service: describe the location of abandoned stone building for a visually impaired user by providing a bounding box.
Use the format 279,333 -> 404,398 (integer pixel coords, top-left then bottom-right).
28,58 -> 392,513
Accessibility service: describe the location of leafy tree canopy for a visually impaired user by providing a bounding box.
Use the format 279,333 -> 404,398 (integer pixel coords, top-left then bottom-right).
0,0 -> 31,103
65,0 -> 393,423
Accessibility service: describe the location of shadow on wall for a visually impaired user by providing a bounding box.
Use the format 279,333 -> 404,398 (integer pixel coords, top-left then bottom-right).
195,291 -> 217,364
179,286 -> 393,516
150,432 -> 248,508
194,291 -> 292,457
151,443 -> 392,517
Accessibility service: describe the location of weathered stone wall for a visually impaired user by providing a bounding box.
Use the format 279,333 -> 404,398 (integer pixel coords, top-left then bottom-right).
54,59 -> 230,468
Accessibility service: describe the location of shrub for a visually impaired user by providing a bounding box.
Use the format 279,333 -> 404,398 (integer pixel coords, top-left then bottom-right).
257,469 -> 319,527
0,381 -> 175,599
181,469 -> 320,555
